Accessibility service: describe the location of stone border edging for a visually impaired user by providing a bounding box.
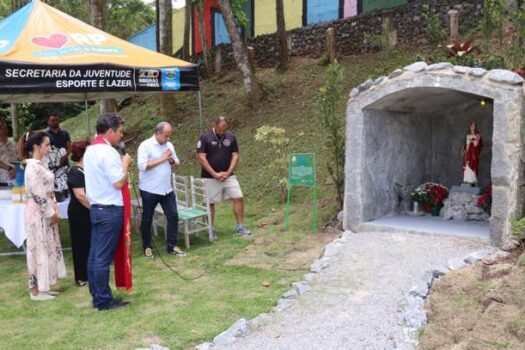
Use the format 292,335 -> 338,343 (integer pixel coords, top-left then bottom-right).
194,230 -> 353,350
394,248 -> 510,349
194,230 -> 510,350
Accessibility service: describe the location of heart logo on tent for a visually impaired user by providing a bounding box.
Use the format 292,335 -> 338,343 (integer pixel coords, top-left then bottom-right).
31,34 -> 68,49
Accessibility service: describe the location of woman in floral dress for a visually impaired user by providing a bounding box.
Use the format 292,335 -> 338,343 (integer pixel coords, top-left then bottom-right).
24,131 -> 67,301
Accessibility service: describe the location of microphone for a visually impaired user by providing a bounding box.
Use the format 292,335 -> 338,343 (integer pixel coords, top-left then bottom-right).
118,141 -> 127,156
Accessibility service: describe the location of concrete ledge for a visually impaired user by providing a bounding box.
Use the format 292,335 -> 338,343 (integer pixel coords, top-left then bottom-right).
358,215 -> 490,242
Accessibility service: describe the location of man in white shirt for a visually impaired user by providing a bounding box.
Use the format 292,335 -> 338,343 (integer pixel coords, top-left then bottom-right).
84,113 -> 132,311
138,121 -> 184,258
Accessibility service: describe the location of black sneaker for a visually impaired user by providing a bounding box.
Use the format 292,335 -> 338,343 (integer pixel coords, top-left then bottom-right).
98,299 -> 130,311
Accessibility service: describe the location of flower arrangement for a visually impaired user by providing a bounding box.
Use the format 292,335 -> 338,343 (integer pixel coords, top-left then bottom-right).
477,183 -> 492,215
411,182 -> 449,209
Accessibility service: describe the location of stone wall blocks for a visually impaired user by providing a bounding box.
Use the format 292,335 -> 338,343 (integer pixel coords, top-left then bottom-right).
487,69 -> 525,85
389,69 -> 404,79
374,76 -> 387,85
403,61 -> 428,73
468,68 -> 488,77
428,62 -> 454,71
350,88 -> 360,98
358,79 -> 374,92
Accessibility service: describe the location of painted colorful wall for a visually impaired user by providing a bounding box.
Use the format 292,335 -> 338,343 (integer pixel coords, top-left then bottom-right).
192,0 -> 253,54
344,0 -> 358,18
254,0 -> 302,36
128,0 -> 414,56
128,24 -> 156,51
173,7 -> 186,54
361,0 -> 409,13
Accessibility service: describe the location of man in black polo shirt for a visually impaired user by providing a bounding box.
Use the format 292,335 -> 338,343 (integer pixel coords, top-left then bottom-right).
197,116 -> 251,237
45,113 -> 72,201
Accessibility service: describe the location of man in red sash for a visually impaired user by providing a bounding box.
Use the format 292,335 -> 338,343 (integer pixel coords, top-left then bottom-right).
84,113 -> 132,310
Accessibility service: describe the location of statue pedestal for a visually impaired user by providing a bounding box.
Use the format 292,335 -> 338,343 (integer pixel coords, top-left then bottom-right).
440,187 -> 489,222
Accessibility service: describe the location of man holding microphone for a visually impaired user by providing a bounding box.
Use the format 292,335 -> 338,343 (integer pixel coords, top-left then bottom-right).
84,113 -> 132,311
137,121 -> 185,259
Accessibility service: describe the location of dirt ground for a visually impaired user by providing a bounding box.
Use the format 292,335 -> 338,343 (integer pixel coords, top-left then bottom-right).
225,219 -> 342,271
419,250 -> 525,350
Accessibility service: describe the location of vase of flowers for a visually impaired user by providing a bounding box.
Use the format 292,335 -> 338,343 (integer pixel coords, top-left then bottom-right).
411,182 -> 449,214
477,183 -> 492,215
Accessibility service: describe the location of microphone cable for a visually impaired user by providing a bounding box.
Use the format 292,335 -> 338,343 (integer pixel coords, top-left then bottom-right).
128,174 -> 206,281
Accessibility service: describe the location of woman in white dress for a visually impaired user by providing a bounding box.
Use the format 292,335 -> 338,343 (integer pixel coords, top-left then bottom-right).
24,131 -> 66,301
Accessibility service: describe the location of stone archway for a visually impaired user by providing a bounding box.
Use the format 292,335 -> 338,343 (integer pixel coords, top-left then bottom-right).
343,62 -> 525,249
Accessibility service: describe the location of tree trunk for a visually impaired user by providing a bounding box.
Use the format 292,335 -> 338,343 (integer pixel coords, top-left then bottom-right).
11,0 -> 25,11
276,0 -> 288,70
183,2 -> 191,61
197,1 -> 211,76
158,0 -> 176,117
218,0 -> 262,106
10,103 -> 19,140
86,0 -> 117,113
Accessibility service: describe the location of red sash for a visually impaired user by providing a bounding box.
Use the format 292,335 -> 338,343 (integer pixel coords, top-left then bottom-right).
91,135 -> 133,291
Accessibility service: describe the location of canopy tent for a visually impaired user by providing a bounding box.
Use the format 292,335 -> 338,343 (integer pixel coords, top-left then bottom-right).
0,0 -> 199,103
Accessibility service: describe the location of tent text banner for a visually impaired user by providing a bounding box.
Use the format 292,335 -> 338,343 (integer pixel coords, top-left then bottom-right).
0,63 -> 199,94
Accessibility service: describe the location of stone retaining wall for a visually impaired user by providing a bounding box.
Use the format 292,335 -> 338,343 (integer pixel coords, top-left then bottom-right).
211,0 -> 483,68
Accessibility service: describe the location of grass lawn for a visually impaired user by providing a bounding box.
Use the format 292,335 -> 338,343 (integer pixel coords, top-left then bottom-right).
0,204 -> 313,350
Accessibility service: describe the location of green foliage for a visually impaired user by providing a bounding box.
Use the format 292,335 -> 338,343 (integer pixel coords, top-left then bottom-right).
481,0 -> 506,46
512,216 -> 525,245
508,4 -> 525,69
363,31 -> 382,51
318,61 -> 345,209
106,0 -> 156,39
231,0 -> 248,28
0,0 -> 10,20
422,4 -> 445,45
0,0 -> 155,40
254,125 -> 290,201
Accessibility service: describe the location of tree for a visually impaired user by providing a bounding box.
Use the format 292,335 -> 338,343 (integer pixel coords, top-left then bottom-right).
86,0 -> 118,113
195,0 -> 212,75
319,61 -> 346,209
9,0 -> 28,140
158,0 -> 176,117
218,0 -> 262,105
276,0 -> 288,70
183,1 -> 191,61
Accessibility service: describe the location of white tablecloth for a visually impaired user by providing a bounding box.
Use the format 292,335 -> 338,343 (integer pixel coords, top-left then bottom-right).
0,199 -> 69,248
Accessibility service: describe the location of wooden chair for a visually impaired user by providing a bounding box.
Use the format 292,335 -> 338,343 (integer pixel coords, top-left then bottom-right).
178,177 -> 214,249
152,174 -> 190,238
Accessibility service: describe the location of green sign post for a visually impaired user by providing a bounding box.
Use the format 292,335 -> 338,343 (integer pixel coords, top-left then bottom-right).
285,153 -> 317,232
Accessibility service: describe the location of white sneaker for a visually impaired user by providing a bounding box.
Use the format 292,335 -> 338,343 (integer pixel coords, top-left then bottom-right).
236,224 -> 252,236
30,292 -> 56,301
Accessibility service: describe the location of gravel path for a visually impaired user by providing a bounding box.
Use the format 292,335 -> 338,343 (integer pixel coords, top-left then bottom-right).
209,231 -> 491,350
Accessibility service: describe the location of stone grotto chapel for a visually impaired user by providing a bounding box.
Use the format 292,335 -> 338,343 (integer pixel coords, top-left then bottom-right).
343,62 -> 525,250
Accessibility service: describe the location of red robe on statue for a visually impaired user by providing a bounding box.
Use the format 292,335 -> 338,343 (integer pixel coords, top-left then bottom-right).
91,135 -> 133,291
462,132 -> 483,175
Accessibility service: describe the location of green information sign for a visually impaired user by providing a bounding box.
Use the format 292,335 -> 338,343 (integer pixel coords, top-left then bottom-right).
289,153 -> 315,187
285,153 -> 317,232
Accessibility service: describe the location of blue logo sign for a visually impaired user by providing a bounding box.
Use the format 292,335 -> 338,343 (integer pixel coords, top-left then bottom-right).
161,68 -> 181,91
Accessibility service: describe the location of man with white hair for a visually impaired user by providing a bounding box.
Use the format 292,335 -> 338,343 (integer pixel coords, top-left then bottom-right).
137,121 -> 185,258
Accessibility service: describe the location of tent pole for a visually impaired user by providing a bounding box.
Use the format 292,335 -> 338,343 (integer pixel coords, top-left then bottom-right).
84,97 -> 89,139
198,91 -> 203,134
